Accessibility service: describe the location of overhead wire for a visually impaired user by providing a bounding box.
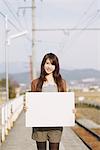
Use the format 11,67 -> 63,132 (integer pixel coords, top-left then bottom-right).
63,0 -> 96,44
61,0 -> 99,51
2,0 -> 32,43
2,0 -> 24,30
17,0 -> 33,43
73,0 -> 96,28
3,0 -> 98,50
0,11 -> 21,32
29,0 -> 99,52
62,10 -> 100,51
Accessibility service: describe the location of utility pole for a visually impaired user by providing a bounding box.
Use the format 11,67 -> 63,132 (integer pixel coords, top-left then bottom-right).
29,56 -> 33,81
0,12 -> 9,103
32,0 -> 36,79
5,15 -> 9,103
17,0 -> 37,79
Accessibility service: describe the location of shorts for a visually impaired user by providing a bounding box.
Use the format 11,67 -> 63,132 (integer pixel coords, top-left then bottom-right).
32,130 -> 62,143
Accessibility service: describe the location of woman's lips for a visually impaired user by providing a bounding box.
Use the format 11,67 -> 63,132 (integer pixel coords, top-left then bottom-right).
46,68 -> 52,72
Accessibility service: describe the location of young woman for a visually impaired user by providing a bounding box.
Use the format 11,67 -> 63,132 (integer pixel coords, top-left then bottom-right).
30,53 -> 68,150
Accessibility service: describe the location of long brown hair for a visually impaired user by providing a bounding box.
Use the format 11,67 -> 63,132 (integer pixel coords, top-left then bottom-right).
36,53 -> 65,92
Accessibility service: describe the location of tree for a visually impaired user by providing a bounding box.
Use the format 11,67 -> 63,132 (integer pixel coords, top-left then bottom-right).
0,78 -> 20,99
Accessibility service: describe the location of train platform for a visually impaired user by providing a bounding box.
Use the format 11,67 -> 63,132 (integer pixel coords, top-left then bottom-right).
0,111 -> 89,150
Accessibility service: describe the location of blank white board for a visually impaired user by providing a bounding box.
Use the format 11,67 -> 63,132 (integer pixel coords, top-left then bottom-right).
25,92 -> 75,127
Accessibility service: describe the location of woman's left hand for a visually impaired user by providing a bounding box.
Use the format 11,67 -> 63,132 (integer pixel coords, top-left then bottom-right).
72,108 -> 77,114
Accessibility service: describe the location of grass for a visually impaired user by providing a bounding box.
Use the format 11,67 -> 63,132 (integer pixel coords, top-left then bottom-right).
0,98 -> 3,105
74,90 -> 100,102
76,106 -> 100,125
74,90 -> 100,125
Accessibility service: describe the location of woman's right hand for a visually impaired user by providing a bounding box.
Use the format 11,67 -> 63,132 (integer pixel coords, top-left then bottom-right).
23,104 -> 28,112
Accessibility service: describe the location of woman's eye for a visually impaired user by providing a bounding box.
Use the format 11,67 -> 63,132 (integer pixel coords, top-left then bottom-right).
46,62 -> 50,64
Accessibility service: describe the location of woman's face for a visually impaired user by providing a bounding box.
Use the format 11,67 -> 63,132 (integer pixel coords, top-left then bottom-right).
44,58 -> 55,75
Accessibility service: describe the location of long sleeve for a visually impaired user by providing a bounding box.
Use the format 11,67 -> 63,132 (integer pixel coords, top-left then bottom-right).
31,79 -> 38,92
62,79 -> 68,92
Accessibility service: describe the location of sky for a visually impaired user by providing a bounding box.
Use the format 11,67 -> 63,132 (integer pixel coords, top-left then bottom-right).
0,0 -> 100,73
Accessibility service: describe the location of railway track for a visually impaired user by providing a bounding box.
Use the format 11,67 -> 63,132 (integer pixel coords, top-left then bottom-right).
72,120 -> 100,150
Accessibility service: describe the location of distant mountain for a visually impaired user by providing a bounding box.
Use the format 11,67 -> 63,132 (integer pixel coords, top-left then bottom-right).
61,69 -> 100,81
0,69 -> 100,85
1,62 -> 100,85
0,72 -> 30,85
10,72 -> 31,85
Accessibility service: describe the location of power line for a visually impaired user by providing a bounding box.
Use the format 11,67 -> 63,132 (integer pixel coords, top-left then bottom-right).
2,0 -> 25,30
32,28 -> 100,31
82,11 -> 100,30
60,10 -> 100,51
73,0 -> 96,28
57,0 -> 98,52
61,11 -> 100,52
2,0 -> 33,44
0,11 -> 21,32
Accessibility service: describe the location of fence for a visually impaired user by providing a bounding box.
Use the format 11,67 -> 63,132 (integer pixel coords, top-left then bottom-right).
0,95 -> 24,145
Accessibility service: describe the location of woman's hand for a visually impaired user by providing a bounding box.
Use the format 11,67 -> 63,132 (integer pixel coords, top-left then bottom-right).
23,103 -> 28,112
72,108 -> 77,114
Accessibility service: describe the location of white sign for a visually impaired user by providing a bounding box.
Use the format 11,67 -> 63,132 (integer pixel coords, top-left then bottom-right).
25,92 -> 75,127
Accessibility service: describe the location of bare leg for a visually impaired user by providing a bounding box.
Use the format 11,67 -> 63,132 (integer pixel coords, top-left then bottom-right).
36,141 -> 47,150
49,142 -> 59,150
